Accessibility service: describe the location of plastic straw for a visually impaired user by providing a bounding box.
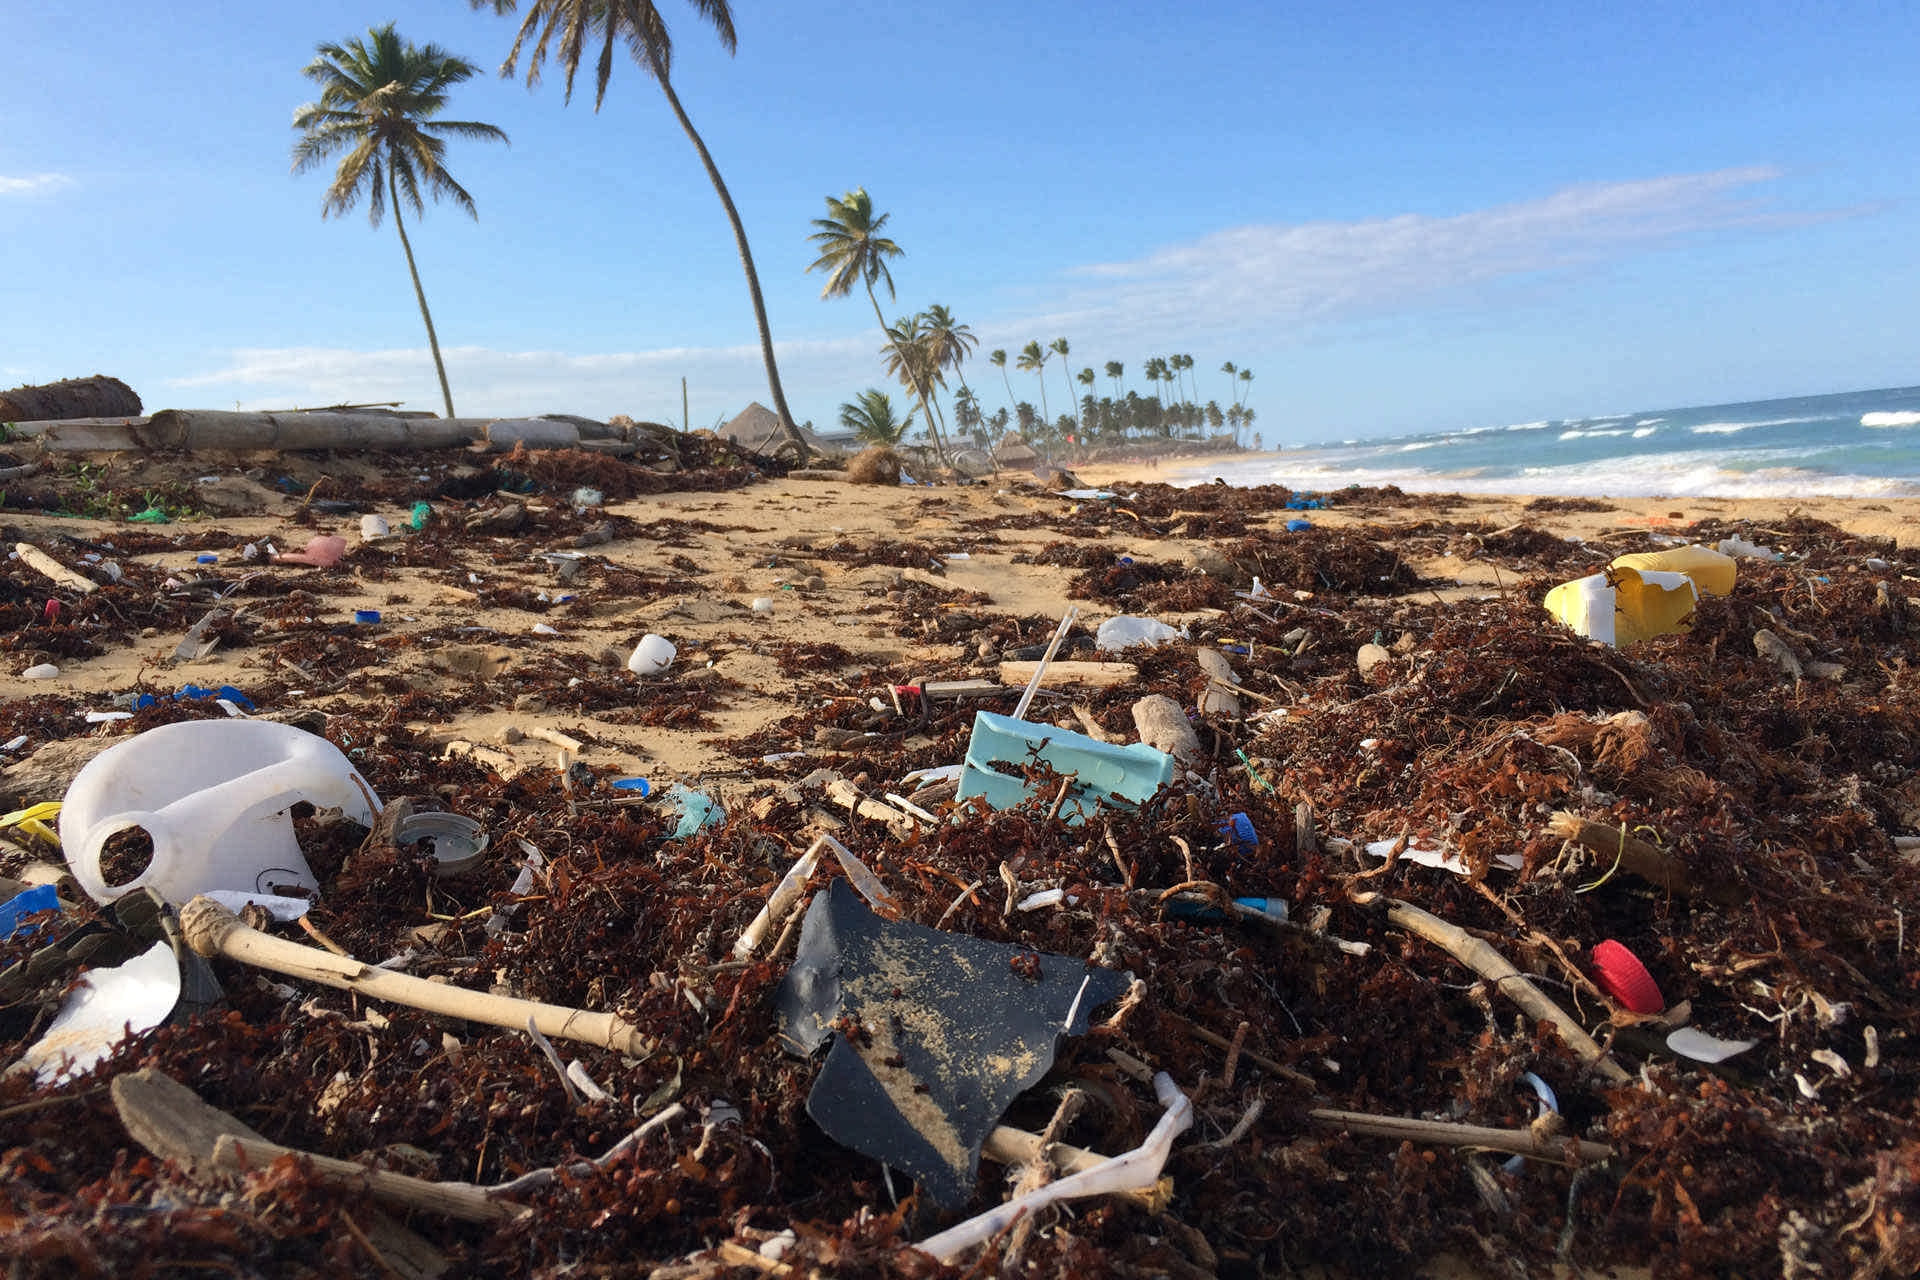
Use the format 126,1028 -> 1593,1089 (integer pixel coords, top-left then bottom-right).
1012,606 -> 1078,722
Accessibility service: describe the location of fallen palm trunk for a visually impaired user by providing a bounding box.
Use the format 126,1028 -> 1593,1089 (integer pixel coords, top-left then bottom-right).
179,896 -> 650,1055
145,409 -> 488,451
0,374 -> 141,421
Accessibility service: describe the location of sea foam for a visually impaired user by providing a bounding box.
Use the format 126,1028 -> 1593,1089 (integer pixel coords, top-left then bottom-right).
1862,411 -> 1920,428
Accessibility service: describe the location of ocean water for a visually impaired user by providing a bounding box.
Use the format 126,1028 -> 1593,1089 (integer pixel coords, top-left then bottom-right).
1189,385 -> 1920,498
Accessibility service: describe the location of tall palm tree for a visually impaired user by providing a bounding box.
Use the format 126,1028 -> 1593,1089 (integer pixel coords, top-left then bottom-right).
474,0 -> 808,460
1177,353 -> 1196,404
1016,341 -> 1050,424
952,385 -> 983,446
1105,359 -> 1123,400
1048,338 -> 1077,433
1220,360 -> 1237,408
921,304 -> 977,400
839,388 -> 914,446
293,24 -> 507,421
989,348 -> 1015,414
881,312 -> 950,444
806,188 -> 948,463
1237,368 -> 1254,411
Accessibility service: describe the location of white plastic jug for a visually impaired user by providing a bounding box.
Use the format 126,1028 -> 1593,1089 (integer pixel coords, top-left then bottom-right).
59,720 -> 379,906
628,634 -> 676,676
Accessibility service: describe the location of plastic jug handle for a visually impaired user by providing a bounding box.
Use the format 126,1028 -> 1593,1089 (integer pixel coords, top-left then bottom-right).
72,809 -> 169,902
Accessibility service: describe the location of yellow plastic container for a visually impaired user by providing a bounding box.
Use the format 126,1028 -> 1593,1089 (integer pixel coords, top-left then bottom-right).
1544,568 -> 1700,646
1609,545 -> 1736,597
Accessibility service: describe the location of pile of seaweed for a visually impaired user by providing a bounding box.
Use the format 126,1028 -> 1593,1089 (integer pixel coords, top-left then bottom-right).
2,466 -> 1919,1279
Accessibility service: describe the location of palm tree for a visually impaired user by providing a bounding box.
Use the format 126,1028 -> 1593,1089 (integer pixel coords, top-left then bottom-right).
1049,337 -> 1076,433
989,348 -> 1015,416
293,24 -> 507,421
1237,368 -> 1254,411
1220,360 -> 1237,408
1105,360 -> 1123,400
1016,341 -> 1050,424
475,0 -> 809,460
806,188 -> 948,463
1177,353 -> 1196,404
881,312 -> 949,444
921,304 -> 977,400
839,388 -> 914,446
952,385 -> 983,446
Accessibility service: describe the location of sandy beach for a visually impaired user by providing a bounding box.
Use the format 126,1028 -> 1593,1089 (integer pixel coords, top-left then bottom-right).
3,443 -> 1918,1276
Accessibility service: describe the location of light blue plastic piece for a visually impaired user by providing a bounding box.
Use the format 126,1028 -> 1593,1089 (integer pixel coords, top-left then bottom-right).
956,711 -> 1175,825
661,785 -> 725,839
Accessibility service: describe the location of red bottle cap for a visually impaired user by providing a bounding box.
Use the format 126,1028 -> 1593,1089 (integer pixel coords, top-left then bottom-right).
1591,939 -> 1664,1013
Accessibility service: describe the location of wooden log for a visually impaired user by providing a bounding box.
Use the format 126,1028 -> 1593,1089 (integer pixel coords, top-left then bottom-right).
7,417 -> 152,450
997,660 -> 1139,690
144,409 -> 486,451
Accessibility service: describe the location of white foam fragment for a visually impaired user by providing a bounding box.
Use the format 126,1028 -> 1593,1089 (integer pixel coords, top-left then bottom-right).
1364,838 -> 1523,876
18,941 -> 179,1084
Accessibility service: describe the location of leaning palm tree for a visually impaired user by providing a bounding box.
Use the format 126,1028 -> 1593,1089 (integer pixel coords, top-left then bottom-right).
293,24 -> 507,420
839,388 -> 914,446
806,188 -> 948,463
1237,367 -> 1254,410
474,0 -> 808,460
1049,338 -> 1077,432
921,304 -> 978,399
1016,341 -> 1050,424
989,348 -> 1016,415
1105,359 -> 1124,400
1220,360 -> 1237,407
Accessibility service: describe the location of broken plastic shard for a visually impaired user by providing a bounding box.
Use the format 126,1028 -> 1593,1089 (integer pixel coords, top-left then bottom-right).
16,940 -> 180,1084
1666,1026 -> 1760,1063
775,879 -> 1131,1208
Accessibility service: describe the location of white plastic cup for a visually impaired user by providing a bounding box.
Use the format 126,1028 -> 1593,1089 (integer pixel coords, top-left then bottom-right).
360,514 -> 390,539
628,634 -> 676,676
752,597 -> 774,615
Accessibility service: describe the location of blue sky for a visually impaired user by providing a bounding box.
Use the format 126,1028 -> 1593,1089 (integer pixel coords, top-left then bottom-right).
3,1 -> 1916,444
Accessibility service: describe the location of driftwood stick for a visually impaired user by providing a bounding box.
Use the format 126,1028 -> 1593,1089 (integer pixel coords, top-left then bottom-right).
180,896 -> 650,1056
1169,1013 -> 1316,1088
14,542 -> 98,594
1384,897 -> 1630,1084
1306,1109 -> 1613,1163
214,1135 -> 520,1223
1547,811 -> 1719,900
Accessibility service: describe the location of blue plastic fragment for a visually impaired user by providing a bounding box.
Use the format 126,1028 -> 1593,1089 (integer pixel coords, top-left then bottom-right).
956,711 -> 1174,826
132,683 -> 257,713
661,785 -> 724,839
0,884 -> 61,943
1166,895 -> 1288,925
610,777 -> 652,796
1285,518 -> 1314,532
1216,811 -> 1258,853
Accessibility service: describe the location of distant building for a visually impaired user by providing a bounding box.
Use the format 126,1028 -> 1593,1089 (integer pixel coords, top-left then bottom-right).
993,433 -> 1040,470
720,402 -> 855,456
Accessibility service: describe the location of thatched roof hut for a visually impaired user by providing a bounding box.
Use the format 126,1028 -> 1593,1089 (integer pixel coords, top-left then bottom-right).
993,433 -> 1040,469
0,375 -> 141,422
720,402 -> 855,456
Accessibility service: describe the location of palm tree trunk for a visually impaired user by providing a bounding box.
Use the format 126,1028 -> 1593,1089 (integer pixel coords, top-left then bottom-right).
1035,371 -> 1049,425
863,284 -> 949,464
389,170 -> 456,421
650,63 -> 810,462
998,366 -> 1016,415
1057,364 -> 1077,434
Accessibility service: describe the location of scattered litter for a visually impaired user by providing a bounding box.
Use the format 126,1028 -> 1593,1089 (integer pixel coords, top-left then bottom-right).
628,633 -> 676,676
1590,939 -> 1664,1013
1666,1026 -> 1761,1063
956,711 -> 1174,824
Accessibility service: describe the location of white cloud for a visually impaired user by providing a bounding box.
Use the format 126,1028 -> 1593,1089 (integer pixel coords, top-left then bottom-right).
0,173 -> 73,196
1025,166 -> 1829,347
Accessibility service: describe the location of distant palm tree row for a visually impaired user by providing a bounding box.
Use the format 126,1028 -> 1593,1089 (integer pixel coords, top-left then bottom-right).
816,187 -> 1259,459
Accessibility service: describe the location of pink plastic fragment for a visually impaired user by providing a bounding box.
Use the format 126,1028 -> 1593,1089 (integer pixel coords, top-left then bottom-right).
272,535 -> 348,568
